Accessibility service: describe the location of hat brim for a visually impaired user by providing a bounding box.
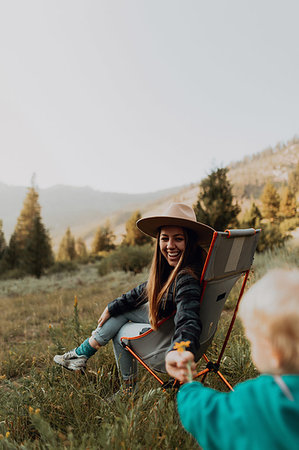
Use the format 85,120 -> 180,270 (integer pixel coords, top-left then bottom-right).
136,216 -> 215,249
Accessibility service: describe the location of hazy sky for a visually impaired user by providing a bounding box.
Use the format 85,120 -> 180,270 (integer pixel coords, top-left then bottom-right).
0,1 -> 298,193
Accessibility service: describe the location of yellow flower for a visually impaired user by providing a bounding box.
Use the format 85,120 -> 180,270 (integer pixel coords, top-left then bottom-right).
28,406 -> 34,415
5,432 -> 10,438
35,408 -> 41,415
173,341 -> 191,352
0,374 -> 6,380
48,324 -> 52,330
74,296 -> 78,307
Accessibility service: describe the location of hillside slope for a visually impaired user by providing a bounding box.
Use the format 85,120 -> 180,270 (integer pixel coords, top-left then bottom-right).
1,137 -> 298,249
228,139 -> 299,198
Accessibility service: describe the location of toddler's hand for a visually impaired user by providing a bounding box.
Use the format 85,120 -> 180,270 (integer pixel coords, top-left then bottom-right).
165,350 -> 196,383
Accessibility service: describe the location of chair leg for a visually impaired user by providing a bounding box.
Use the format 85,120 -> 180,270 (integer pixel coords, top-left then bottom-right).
194,354 -> 234,391
194,354 -> 211,383
162,378 -> 180,390
123,345 -> 165,386
216,370 -> 234,391
217,270 -> 250,365
200,371 -> 209,384
194,367 -> 209,380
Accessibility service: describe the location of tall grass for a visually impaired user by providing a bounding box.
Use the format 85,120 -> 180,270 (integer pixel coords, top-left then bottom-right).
0,244 -> 298,449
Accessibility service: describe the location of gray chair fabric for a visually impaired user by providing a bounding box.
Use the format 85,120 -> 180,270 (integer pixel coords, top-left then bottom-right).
121,228 -> 260,373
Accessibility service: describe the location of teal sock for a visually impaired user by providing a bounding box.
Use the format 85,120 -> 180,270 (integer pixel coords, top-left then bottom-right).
75,338 -> 97,358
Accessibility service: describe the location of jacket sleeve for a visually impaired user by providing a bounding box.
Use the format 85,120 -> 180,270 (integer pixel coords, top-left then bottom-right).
168,271 -> 202,356
177,381 -> 257,449
107,282 -> 148,316
177,382 -> 240,449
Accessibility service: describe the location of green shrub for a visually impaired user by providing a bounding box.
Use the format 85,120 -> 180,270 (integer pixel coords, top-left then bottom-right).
98,244 -> 153,276
46,261 -> 78,274
0,267 -> 27,280
279,216 -> 299,234
256,223 -> 290,252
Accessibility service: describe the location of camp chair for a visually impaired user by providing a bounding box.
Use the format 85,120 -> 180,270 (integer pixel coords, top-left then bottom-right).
120,228 -> 260,391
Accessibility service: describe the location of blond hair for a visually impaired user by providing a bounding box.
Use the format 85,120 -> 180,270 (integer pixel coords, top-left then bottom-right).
239,268 -> 299,373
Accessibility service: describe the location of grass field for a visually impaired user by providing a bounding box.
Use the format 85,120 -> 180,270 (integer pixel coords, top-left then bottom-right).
0,244 -> 298,449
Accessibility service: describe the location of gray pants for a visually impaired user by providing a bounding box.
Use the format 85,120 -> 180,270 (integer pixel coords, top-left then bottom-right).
91,303 -> 150,380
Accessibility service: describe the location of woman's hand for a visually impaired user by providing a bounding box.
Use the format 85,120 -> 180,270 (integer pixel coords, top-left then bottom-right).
98,306 -> 110,327
165,350 -> 196,383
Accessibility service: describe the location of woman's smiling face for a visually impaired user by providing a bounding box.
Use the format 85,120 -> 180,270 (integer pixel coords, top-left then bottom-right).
159,226 -> 186,267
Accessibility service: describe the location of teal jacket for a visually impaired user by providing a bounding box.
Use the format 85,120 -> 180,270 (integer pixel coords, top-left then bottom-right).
177,375 -> 299,450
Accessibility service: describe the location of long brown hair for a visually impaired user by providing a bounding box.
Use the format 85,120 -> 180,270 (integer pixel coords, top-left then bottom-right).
146,228 -> 206,329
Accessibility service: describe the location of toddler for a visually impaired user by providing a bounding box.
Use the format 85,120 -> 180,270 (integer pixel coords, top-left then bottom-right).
166,268 -> 299,449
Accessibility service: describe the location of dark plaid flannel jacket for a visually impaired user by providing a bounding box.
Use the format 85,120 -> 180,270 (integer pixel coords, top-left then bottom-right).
107,270 -> 202,356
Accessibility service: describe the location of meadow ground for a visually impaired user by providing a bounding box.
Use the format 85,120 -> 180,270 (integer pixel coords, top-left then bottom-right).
0,242 -> 298,449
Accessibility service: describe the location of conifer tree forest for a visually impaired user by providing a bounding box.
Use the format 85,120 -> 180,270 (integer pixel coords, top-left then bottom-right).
193,164 -> 298,252
0,159 -> 298,280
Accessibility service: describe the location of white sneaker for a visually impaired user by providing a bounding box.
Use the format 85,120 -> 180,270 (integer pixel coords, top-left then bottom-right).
53,349 -> 87,371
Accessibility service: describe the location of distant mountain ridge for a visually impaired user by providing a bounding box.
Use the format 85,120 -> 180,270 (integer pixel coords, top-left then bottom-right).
0,183 -> 183,246
1,137 -> 298,249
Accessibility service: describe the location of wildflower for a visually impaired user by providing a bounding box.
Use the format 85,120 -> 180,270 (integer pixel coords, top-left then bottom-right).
74,295 -> 78,307
5,432 -> 10,438
0,374 -> 6,380
28,406 -> 34,415
48,324 -> 52,330
35,408 -> 41,415
173,341 -> 191,352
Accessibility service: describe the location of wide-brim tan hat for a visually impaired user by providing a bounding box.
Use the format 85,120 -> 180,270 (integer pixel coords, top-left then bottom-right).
137,203 -> 215,248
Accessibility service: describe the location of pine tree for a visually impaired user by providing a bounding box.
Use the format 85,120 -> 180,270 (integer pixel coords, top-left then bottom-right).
91,221 -> 115,253
256,223 -> 288,253
280,186 -> 297,219
194,168 -> 240,230
288,161 -> 299,195
23,216 -> 54,278
0,220 -> 6,258
260,182 -> 280,221
242,202 -> 262,228
14,187 -> 41,252
75,237 -> 88,260
7,186 -> 53,275
3,232 -> 20,270
57,227 -> 77,261
122,211 -> 152,246
0,220 -> 8,274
